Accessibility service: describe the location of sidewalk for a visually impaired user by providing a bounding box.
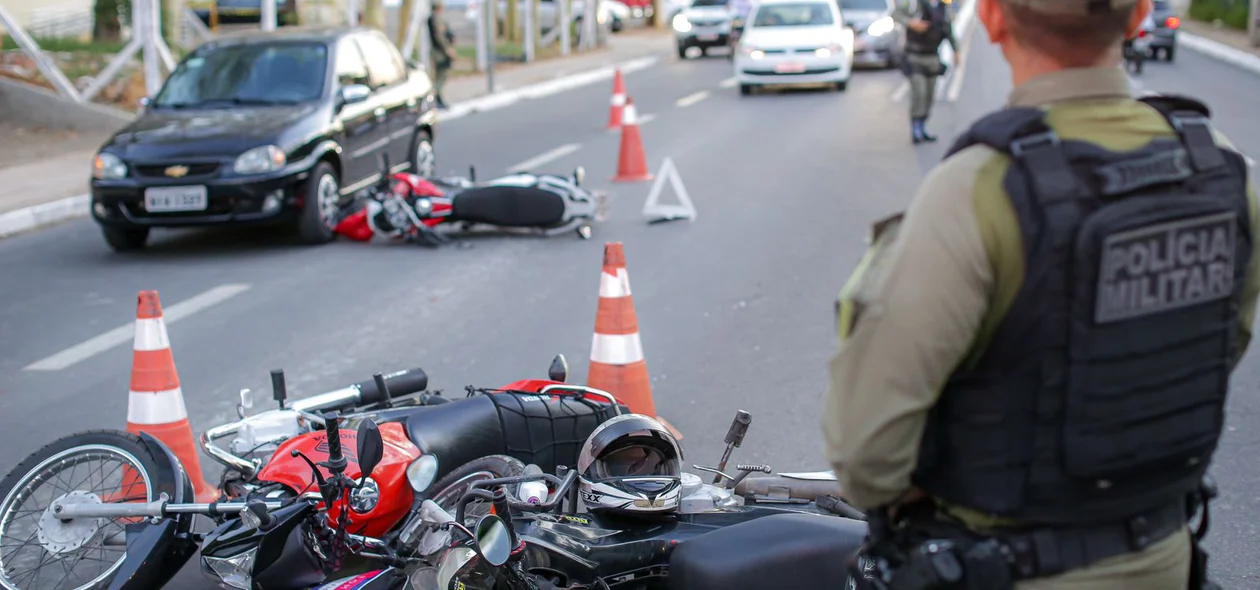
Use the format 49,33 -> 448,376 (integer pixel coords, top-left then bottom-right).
0,28 -> 670,237
1180,19 -> 1260,58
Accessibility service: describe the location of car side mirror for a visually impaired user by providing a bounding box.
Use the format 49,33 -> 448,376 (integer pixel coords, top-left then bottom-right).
339,84 -> 372,109
356,419 -> 385,480
137,96 -> 151,112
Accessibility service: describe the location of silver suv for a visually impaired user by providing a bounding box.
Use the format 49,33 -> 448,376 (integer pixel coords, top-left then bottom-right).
840,0 -> 903,69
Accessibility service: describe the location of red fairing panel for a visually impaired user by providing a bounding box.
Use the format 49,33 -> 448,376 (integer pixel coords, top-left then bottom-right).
257,422 -> 421,538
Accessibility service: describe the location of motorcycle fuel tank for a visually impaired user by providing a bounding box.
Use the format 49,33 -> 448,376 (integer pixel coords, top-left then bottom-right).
256,421 -> 421,538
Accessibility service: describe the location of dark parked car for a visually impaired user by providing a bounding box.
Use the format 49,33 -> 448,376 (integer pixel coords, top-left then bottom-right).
90,26 -> 439,251
1148,0 -> 1179,61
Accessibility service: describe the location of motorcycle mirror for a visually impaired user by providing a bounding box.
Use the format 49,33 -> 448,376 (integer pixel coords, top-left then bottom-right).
573,166 -> 585,187
407,454 -> 440,493
356,420 -> 385,480
548,354 -> 569,383
437,546 -> 477,589
474,515 -> 512,566
270,369 -> 288,409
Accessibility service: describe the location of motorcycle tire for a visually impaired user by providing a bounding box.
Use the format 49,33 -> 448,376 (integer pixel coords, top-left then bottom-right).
0,430 -> 180,590
428,455 -> 526,526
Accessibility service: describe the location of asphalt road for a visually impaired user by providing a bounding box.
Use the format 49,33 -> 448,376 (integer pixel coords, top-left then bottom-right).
3,26 -> 1260,587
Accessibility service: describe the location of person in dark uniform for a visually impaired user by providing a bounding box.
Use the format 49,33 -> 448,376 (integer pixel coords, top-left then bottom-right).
891,0 -> 958,144
824,0 -> 1258,587
428,0 -> 456,109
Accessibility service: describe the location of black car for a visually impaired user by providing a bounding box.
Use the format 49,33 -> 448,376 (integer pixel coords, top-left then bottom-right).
90,26 -> 439,251
1148,0 -> 1180,61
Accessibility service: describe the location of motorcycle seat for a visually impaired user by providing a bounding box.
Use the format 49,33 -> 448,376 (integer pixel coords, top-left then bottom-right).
451,186 -> 567,228
667,512 -> 868,590
394,392 -> 624,478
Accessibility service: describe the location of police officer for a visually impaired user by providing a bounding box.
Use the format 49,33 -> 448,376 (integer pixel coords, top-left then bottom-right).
891,0 -> 957,144
823,0 -> 1259,587
428,0 -> 456,109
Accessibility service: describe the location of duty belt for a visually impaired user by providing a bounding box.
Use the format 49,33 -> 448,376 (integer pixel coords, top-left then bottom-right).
993,501 -> 1187,579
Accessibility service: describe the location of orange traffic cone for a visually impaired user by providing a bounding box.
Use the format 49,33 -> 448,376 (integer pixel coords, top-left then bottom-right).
125,291 -> 218,502
587,243 -> 682,439
606,69 -> 627,130
612,98 -> 653,183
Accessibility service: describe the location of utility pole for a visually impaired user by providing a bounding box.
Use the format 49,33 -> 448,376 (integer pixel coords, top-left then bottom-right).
1250,0 -> 1259,47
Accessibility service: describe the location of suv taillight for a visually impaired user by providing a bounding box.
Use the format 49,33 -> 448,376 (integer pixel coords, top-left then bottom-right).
1165,16 -> 1180,28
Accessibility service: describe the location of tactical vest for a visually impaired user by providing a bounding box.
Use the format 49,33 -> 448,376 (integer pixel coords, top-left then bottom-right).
911,95 -> 1253,526
904,0 -> 949,55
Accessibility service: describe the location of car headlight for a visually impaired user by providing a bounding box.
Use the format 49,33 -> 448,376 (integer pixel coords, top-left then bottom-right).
202,547 -> 257,590
866,15 -> 894,37
672,13 -> 692,32
93,152 -> 127,180
741,45 -> 764,59
233,145 -> 286,175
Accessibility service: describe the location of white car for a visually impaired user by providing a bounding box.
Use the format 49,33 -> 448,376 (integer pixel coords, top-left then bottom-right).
733,0 -> 854,94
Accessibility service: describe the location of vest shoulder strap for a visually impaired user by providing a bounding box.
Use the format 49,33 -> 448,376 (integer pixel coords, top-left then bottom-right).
1138,94 -> 1227,173
944,106 -> 1084,204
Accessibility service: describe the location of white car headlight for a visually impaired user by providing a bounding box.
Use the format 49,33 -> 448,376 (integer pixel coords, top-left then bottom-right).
867,15 -> 894,37
672,13 -> 692,32
816,43 -> 842,57
741,45 -> 765,59
93,152 -> 127,180
202,547 -> 257,590
233,145 -> 286,175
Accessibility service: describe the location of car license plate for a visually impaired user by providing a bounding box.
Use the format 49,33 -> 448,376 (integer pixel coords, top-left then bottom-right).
144,186 -> 208,212
774,62 -> 807,74
697,33 -> 719,41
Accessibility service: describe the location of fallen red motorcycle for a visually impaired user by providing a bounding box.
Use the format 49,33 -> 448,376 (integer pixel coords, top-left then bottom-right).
334,157 -> 608,247
0,354 -> 626,590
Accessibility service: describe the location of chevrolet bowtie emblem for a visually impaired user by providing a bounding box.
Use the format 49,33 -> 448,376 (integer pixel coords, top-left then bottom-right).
164,165 -> 189,178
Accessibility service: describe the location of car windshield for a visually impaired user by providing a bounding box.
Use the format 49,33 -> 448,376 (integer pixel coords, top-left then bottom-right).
154,42 -> 328,108
752,2 -> 834,26
840,0 -> 886,10
692,0 -> 729,6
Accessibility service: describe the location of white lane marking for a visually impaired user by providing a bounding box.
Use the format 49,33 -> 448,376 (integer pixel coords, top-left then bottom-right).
24,284 -> 253,372
638,113 -> 658,125
720,77 -> 738,88
676,90 -> 711,108
505,143 -> 583,173
892,81 -> 909,102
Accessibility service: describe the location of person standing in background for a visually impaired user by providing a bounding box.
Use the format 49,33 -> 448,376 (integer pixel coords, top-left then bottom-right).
891,0 -> 958,144
428,0 -> 456,109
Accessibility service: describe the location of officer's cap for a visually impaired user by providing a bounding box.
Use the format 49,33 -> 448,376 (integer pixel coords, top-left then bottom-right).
1001,0 -> 1139,16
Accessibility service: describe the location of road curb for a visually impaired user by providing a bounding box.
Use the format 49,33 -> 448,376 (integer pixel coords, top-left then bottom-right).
0,54 -> 662,242
1180,32 -> 1260,75
440,55 -> 660,121
0,194 -> 90,240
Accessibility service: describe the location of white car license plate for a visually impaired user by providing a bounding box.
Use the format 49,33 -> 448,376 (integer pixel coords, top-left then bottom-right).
145,186 -> 208,212
774,62 -> 807,74
697,33 -> 719,41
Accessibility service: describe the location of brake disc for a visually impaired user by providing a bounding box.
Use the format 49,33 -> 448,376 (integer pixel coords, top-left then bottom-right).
37,490 -> 106,555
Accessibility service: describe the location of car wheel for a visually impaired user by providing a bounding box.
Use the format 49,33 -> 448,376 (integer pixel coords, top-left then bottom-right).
835,80 -> 848,91
412,130 -> 436,178
102,226 -> 149,252
739,83 -> 752,95
299,161 -> 340,244
700,47 -> 708,57
677,44 -> 688,59
1165,46 -> 1176,62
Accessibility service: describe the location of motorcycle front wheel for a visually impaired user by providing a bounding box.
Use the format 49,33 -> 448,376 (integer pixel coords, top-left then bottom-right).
427,455 -> 526,527
0,430 -> 173,590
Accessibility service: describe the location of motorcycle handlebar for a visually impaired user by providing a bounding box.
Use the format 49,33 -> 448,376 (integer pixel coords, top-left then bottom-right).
454,470 -> 580,525
202,368 -> 431,477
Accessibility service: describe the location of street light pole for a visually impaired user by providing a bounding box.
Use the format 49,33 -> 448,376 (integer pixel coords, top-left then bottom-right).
1250,0 -> 1259,46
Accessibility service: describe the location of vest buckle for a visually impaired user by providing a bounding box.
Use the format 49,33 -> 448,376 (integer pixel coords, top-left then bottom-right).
1126,513 -> 1153,550
1009,131 -> 1061,159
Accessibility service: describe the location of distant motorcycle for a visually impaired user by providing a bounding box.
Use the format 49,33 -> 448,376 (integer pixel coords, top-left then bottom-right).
1124,19 -> 1155,75
334,157 -> 608,246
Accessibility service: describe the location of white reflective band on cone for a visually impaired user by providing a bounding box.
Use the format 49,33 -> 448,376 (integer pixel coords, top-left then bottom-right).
127,388 -> 190,424
612,94 -> 626,106
622,105 -> 637,125
599,268 -> 632,298
133,318 -> 171,352
591,333 -> 645,365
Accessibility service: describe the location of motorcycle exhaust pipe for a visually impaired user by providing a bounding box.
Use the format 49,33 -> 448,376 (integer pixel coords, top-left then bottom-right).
733,475 -> 843,503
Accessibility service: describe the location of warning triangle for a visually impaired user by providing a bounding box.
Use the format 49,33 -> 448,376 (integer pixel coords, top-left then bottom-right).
641,157 -> 696,223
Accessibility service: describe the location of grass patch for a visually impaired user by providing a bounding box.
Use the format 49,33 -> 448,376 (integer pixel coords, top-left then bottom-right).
1188,0 -> 1251,30
1,36 -> 127,54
